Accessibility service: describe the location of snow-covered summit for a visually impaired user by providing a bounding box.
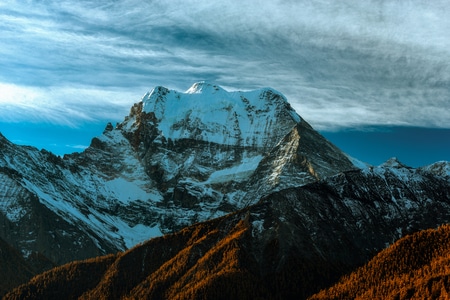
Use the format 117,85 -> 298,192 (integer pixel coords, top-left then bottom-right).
380,157 -> 409,169
185,81 -> 226,94
139,82 -> 302,150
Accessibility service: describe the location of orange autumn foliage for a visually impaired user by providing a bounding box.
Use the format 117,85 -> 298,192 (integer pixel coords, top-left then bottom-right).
309,224 -> 450,300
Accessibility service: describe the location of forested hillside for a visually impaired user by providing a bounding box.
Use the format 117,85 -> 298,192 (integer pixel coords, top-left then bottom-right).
309,224 -> 450,299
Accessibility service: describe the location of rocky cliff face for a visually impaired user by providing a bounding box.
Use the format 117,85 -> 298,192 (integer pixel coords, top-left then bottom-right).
5,161 -> 450,299
0,82 -> 355,287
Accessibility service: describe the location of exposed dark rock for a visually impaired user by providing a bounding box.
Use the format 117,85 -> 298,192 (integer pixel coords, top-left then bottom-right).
5,166 -> 450,299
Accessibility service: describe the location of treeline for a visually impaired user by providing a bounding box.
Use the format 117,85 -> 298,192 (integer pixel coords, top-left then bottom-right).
3,211 -> 340,300
309,224 -> 450,299
12,212 -> 450,299
4,254 -> 116,300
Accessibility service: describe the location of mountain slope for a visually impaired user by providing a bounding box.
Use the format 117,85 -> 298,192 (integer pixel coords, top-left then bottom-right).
309,224 -> 450,300
0,135 -> 116,262
243,120 -> 356,202
0,82 -> 355,293
6,162 -> 450,299
0,237 -> 36,298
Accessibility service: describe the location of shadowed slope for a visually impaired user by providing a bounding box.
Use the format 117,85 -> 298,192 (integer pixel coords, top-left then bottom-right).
0,237 -> 35,298
4,254 -> 117,300
5,164 -> 450,299
309,224 -> 450,299
4,202 -> 343,300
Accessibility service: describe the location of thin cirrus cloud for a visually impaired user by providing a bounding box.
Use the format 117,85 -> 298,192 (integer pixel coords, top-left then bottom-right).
0,83 -> 135,126
0,0 -> 449,130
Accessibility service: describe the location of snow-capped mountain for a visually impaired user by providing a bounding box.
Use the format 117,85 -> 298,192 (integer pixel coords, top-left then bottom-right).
0,82 -> 354,274
1,82 -> 450,298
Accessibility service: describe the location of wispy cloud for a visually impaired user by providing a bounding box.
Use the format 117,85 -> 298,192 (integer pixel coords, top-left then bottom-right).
0,0 -> 449,130
0,83 -> 134,126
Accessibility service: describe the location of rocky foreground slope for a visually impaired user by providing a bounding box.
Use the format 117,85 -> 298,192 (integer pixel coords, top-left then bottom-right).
4,159 -> 450,299
0,82 -> 356,294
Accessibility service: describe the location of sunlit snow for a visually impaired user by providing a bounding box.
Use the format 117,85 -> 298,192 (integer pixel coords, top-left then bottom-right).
142,82 -> 301,148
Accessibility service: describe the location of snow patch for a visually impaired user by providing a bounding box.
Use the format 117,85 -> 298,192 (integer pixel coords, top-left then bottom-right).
111,220 -> 162,249
346,155 -> 370,169
103,177 -> 162,204
252,220 -> 264,237
207,155 -> 263,184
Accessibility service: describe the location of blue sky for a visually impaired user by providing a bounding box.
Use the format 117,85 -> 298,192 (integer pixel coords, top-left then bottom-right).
0,0 -> 449,167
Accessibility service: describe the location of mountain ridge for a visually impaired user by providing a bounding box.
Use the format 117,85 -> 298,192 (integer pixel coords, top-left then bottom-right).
4,162 -> 450,299
1,82 -> 449,298
0,82 -> 357,295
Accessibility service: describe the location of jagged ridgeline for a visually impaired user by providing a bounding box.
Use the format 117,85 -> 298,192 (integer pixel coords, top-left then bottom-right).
1,82 -> 450,298
4,162 -> 450,299
0,82 -> 355,294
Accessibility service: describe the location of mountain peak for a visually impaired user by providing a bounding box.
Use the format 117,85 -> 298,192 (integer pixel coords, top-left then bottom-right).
420,161 -> 450,179
185,81 -> 225,94
139,83 -> 302,149
381,157 -> 408,168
